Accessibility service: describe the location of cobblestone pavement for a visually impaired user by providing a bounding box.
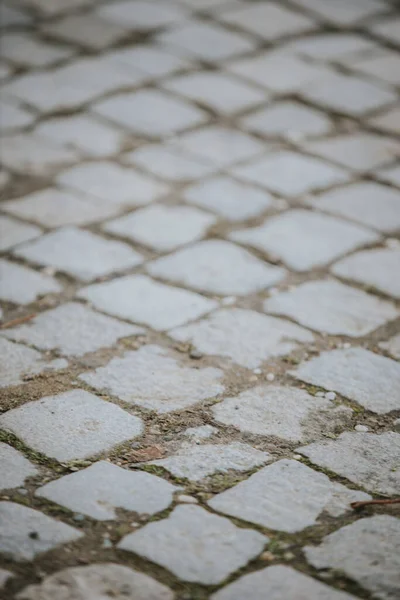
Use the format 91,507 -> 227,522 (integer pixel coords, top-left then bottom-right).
1,0 -> 400,598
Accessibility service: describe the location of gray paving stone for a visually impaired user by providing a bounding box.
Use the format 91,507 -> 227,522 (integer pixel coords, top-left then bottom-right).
0,215 -> 40,253
380,334 -> 400,360
0,443 -> 38,490
283,32 -> 379,62
241,101 -> 331,139
80,344 -> 224,413
298,432 -> 400,495
170,308 -> 313,369
147,240 -> 286,296
209,459 -> 370,533
0,100 -> 35,132
3,188 -> 118,227
0,338 -> 67,389
292,347 -> 400,414
2,302 -> 141,357
0,4 -> 31,26
0,502 -> 82,562
0,389 -> 143,462
150,442 -> 270,481
93,90 -> 207,138
234,151 -> 349,197
157,21 -> 254,61
57,161 -> 167,209
306,133 -> 400,172
0,62 -> 11,81
264,279 -> 398,337
305,516 -> 400,600
0,259 -> 60,305
118,505 -> 267,584
332,248 -> 400,299
78,274 -> 217,331
352,49 -> 400,86
0,133 -> 77,176
36,460 -> 180,520
369,107 -> 400,136
104,205 -> 216,252
212,384 -> 350,441
377,164 -> 400,188
176,126 -> 264,169
163,71 -> 266,115
183,425 -> 218,440
292,0 -> 388,24
370,16 -> 400,45
17,563 -> 174,600
98,0 -> 187,29
184,176 -> 273,221
14,227 -> 143,282
211,564 -> 357,600
0,32 -> 73,67
219,3 -> 315,40
230,210 -> 377,272
0,569 -> 13,589
110,43 -> 190,78
43,13 -> 128,50
13,0 -> 91,17
309,182 -> 400,233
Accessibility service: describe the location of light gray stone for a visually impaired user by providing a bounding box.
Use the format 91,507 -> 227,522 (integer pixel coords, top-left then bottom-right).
230,210 -> 377,272
380,334 -> 400,360
12,0 -> 91,17
0,389 -> 143,462
370,16 -> 400,45
98,0 -> 187,29
377,165 -> 400,188
0,4 -> 31,26
209,459 -> 370,533
14,227 -> 143,282
43,13 -> 128,50
170,308 -> 313,368
264,279 -> 398,337
332,248 -> 400,299
147,240 -> 286,295
234,151 -> 349,197
292,347 -> 400,414
0,133 -> 77,176
110,43 -> 190,78
0,215 -> 41,252
212,385 -> 351,441
0,259 -> 61,305
78,275 -> 217,331
0,100 -> 35,132
0,443 -> 38,490
183,425 -> 217,440
0,502 -> 82,562
80,345 -> 223,413
211,564 -> 357,600
150,442 -> 270,481
118,505 -> 267,584
292,0 -> 387,25
352,50 -> 400,87
0,32 -> 73,68
17,563 -> 174,600
305,516 -> 400,600
283,32 -> 379,62
0,569 -> 13,589
0,338 -> 67,388
184,176 -> 273,222
104,205 -> 216,252
2,302 -> 141,357
36,461 -> 180,520
298,432 -> 400,495
370,107 -> 400,136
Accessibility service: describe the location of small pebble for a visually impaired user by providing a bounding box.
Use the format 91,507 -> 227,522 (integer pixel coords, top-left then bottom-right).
221,296 -> 236,306
325,391 -> 336,401
177,495 -> 198,504
386,238 -> 400,249
42,266 -> 56,277
249,375 -> 258,382
266,373 -> 275,382
293,454 -> 302,460
253,368 -> 262,375
189,349 -> 203,359
102,538 -> 113,549
342,342 -> 351,349
315,391 -> 325,397
355,424 -> 368,432
73,514 -> 85,522
284,551 -> 295,560
17,488 -> 28,496
260,551 -> 274,561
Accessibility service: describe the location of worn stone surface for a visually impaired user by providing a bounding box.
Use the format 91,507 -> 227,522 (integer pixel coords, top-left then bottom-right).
305,516 -> 400,600
0,502 -> 82,562
298,432 -> 400,495
0,32 -> 74,67
0,443 -> 38,490
118,505 -> 267,584
209,459 -> 370,533
0,258 -> 61,305
380,334 -> 400,360
0,132 -> 77,175
0,215 -> 41,252
80,344 -> 224,413
0,389 -> 143,462
183,425 -> 218,440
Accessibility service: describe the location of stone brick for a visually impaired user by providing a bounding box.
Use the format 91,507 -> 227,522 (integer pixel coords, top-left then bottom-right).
292,347 -> 400,414
370,16 -> 400,45
14,227 -> 143,282
0,389 -> 143,462
0,100 -> 35,132
80,344 -> 224,413
298,432 -> 400,495
147,240 -> 286,295
43,13 -> 128,50
36,461 -> 180,520
98,0 -> 187,29
184,176 -> 273,221
110,44 -> 190,78
17,564 -> 174,600
284,32 -> 379,62
0,216 -> 38,251
118,505 -> 267,584
230,210 -> 377,272
93,90 -> 207,138
264,279 -> 398,337
150,442 -> 270,481
0,259 -> 61,305
352,49 -> 400,86
332,248 -> 400,299
78,274 -> 217,330
3,302 -> 141,357
305,516 -> 400,600
292,0 -> 388,24
0,4 -> 31,26
209,460 -> 370,533
377,165 -> 400,188
234,152 -> 349,197
0,443 -> 38,490
0,502 -> 82,562
369,107 -> 400,136
212,385 -> 351,441
13,0 -> 91,17
0,338 -> 66,388
104,205 -> 216,252
0,133 -> 77,176
170,308 -> 313,369
0,32 -> 73,67
380,334 -> 400,360
211,565 -> 357,600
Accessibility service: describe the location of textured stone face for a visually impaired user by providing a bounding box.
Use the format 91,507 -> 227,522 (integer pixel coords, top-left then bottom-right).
0,443 -> 38,490
0,259 -> 61,305
0,215 -> 41,252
